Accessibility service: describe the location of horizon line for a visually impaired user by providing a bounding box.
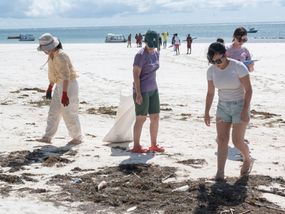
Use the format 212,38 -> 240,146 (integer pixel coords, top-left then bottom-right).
0,20 -> 285,30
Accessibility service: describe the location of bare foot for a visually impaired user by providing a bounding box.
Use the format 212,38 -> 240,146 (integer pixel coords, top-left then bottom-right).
68,139 -> 83,145
214,171 -> 226,182
36,137 -> 51,144
240,158 -> 254,176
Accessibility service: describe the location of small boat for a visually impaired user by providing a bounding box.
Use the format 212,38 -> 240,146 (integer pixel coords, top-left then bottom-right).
19,34 -> 35,41
105,33 -> 127,43
7,34 -> 35,41
247,28 -> 258,33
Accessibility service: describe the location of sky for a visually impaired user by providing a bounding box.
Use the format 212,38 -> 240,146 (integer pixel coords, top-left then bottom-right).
0,0 -> 285,28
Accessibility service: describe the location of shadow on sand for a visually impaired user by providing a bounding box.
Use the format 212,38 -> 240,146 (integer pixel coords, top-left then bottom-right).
194,176 -> 249,213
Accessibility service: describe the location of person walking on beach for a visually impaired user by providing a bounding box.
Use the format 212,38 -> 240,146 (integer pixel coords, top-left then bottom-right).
186,34 -> 193,54
131,30 -> 164,153
36,33 -> 82,144
204,42 -> 253,181
174,33 -> 180,55
162,32 -> 169,49
127,34 -> 132,48
135,34 -> 139,47
226,27 -> 254,72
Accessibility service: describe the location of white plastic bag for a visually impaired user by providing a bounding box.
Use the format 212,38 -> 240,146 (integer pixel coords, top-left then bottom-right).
103,95 -> 135,143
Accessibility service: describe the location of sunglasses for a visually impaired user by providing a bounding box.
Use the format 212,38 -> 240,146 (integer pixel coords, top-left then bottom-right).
209,55 -> 225,65
236,36 -> 248,43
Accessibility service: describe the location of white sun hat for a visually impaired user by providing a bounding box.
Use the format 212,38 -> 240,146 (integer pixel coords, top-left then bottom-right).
37,33 -> 60,51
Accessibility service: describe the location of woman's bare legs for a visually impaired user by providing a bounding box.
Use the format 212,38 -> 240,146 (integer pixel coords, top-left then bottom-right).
149,113 -> 159,146
133,115 -> 147,149
216,119 -> 232,180
232,122 -> 251,176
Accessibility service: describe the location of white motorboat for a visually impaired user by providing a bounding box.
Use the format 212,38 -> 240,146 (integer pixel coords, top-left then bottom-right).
105,33 -> 127,43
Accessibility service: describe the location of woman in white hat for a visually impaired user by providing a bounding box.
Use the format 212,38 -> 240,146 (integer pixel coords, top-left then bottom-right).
37,33 -> 82,144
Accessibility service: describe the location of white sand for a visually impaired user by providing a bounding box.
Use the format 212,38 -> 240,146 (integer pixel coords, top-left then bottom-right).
0,43 -> 284,212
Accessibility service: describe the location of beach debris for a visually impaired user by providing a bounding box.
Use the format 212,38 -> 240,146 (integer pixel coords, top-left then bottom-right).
98,106 -> 117,115
0,148 -> 73,171
160,107 -> 172,111
177,159 -> 207,168
132,172 -> 142,180
272,161 -> 279,165
29,99 -> 51,107
42,165 -> 285,213
0,98 -> 14,105
21,88 -> 45,93
25,122 -> 36,125
162,173 -> 176,182
250,109 -> 280,119
172,185 -> 190,192
86,106 -> 117,115
0,173 -> 24,184
97,180 -> 107,190
180,113 -> 191,121
86,133 -> 97,138
65,150 -> 78,156
43,156 -> 71,167
220,208 -> 235,214
127,206 -> 137,212
180,113 -> 191,120
86,107 -> 97,114
181,113 -> 191,117
255,185 -> 285,197
71,178 -> 82,184
247,200 -> 285,212
10,90 -> 21,93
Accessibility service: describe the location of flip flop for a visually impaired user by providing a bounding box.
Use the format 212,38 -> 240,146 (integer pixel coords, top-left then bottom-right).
148,145 -> 165,152
130,146 -> 148,153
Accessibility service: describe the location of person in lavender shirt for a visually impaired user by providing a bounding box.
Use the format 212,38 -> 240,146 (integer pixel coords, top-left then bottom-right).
131,30 -> 165,153
226,27 -> 254,72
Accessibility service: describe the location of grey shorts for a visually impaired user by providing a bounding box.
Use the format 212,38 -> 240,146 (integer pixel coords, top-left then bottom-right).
216,100 -> 246,124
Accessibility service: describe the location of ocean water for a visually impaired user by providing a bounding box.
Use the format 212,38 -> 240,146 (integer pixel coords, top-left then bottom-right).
0,22 -> 285,44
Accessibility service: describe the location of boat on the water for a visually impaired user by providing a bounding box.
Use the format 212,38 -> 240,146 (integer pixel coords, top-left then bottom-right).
7,34 -> 35,41
105,33 -> 127,43
247,28 -> 258,33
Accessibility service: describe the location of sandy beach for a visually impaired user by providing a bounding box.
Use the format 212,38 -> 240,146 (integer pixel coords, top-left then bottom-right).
0,42 -> 285,213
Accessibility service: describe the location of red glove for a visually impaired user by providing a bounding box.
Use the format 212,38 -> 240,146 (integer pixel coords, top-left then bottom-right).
46,84 -> 53,99
61,91 -> 69,106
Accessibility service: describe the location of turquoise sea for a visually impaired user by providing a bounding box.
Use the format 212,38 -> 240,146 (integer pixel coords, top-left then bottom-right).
0,22 -> 285,44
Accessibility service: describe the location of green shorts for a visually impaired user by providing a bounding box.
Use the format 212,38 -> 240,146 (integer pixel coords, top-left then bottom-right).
133,90 -> 160,116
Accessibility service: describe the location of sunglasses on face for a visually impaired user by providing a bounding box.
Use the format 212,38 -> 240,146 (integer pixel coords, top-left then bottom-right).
236,36 -> 248,43
209,55 -> 225,65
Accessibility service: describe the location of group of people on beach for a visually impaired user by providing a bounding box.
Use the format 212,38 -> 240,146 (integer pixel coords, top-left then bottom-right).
128,32 -> 194,55
36,26 -> 254,181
